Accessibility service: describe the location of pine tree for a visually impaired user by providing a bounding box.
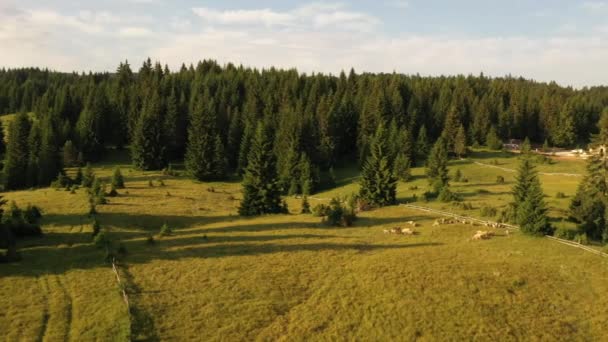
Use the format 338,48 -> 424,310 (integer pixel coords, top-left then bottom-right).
131,92 -> 167,170
426,136 -> 449,192
185,96 -> 221,181
239,123 -> 285,216
393,152 -> 411,181
74,167 -> 83,185
111,167 -> 125,189
486,126 -> 503,150
299,153 -> 314,196
82,163 -> 95,187
0,119 -> 5,156
37,118 -> 63,187
521,137 -> 532,155
26,122 -> 41,188
454,124 -> 467,157
3,113 -> 31,190
512,158 -> 552,235
442,105 -> 462,152
359,123 -> 397,207
62,140 -> 79,167
212,135 -> 227,179
76,87 -> 107,161
416,125 -> 430,164
301,196 -> 311,214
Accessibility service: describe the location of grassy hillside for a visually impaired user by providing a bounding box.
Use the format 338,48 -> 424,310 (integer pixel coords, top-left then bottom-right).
1,150 -> 607,340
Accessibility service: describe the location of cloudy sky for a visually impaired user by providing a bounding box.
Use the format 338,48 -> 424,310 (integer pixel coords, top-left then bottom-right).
1,0 -> 607,87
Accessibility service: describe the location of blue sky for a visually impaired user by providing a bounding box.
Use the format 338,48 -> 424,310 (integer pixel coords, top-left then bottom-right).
1,0 -> 607,87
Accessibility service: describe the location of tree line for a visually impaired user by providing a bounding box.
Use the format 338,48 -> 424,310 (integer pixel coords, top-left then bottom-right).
0,59 -> 607,192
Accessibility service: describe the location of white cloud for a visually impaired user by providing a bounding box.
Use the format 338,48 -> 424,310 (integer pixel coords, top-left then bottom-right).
192,8 -> 294,27
118,26 -> 153,37
192,3 -> 380,32
388,1 -> 409,9
582,1 -> 608,11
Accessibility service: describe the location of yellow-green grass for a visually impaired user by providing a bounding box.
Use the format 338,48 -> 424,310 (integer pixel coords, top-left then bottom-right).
1,150 -> 607,340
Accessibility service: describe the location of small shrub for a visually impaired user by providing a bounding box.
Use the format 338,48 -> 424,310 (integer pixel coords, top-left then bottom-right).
461,178 -> 469,183
496,176 -> 505,184
324,197 -> 357,227
157,179 -> 165,187
107,185 -> 118,197
453,201 -> 473,210
480,206 -> 498,218
554,226 -> 577,240
207,187 -> 215,193
408,185 -> 418,190
555,192 -> 566,199
311,204 -> 329,217
148,180 -> 154,187
438,187 -> 460,203
93,231 -> 110,248
477,189 -> 490,194
301,196 -> 311,214
166,191 -> 172,197
422,191 -> 435,202
575,233 -> 589,245
491,159 -> 499,166
159,223 -> 173,237
91,218 -> 101,237
453,169 -> 462,182
117,243 -> 127,256
111,168 -> 125,189
146,235 -> 155,245
356,198 -> 372,212
88,202 -> 97,216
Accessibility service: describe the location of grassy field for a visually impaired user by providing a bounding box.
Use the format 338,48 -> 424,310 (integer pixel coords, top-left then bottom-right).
1,149 -> 608,340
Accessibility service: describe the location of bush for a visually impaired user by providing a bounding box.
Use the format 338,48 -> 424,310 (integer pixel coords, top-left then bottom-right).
93,231 -> 110,248
311,204 -> 329,217
107,185 -> 118,197
422,191 -> 436,202
453,169 -> 462,182
477,189 -> 490,194
556,192 -> 566,199
554,226 -> 577,240
575,233 -> 589,245
480,206 -> 498,218
438,187 -> 460,203
23,205 -> 42,224
324,197 -> 357,227
51,173 -> 72,189
2,202 -> 43,238
91,218 -> 101,237
408,185 -> 418,190
453,202 -> 473,210
146,235 -> 155,245
111,168 -> 125,189
496,176 -> 505,184
157,179 -> 165,187
159,223 -> 173,236
301,196 -> 311,214
148,180 -> 154,187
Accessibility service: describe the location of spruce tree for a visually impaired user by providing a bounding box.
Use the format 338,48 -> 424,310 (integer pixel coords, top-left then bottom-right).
239,123 -> 285,216
212,135 -> 227,179
185,96 -> 220,181
82,163 -> 95,188
521,137 -> 532,155
76,87 -> 107,161
0,119 -> 5,156
486,126 -> 503,150
37,118 -> 63,187
131,92 -> 167,170
359,123 -> 397,207
512,157 -> 552,235
62,140 -> 79,167
26,122 -> 41,188
299,153 -> 314,196
454,124 -> 467,157
416,125 -> 430,164
393,152 -> 411,181
426,136 -> 449,192
111,167 -> 125,189
3,112 -> 31,190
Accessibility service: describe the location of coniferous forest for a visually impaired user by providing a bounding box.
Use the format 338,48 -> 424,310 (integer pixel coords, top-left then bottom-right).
1,59 -> 608,193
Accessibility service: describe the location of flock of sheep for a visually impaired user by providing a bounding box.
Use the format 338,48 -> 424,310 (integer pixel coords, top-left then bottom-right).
384,217 -> 511,240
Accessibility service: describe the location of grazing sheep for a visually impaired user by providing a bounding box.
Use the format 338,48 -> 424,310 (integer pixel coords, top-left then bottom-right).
472,230 -> 494,240
400,228 -> 415,235
390,227 -> 400,234
383,229 -> 390,234
433,221 -> 440,227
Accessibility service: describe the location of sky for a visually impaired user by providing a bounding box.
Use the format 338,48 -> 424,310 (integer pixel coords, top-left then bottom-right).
0,0 -> 607,87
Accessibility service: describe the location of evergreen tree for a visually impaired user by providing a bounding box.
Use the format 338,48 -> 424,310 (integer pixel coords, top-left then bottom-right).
62,140 -> 79,167
37,118 -> 63,187
26,122 -> 41,188
3,113 -> 31,190
299,153 -> 314,196
111,167 -> 125,189
76,88 -> 107,161
131,92 -> 167,170
513,158 -> 552,236
185,96 -> 224,181
239,123 -> 285,216
0,120 -> 5,156
74,167 -> 83,185
416,125 -> 430,164
359,123 -> 397,207
485,126 -> 503,150
521,137 -> 532,155
426,136 -> 450,192
301,196 -> 311,214
454,124 -> 467,157
393,152 -> 411,181
82,163 -> 95,187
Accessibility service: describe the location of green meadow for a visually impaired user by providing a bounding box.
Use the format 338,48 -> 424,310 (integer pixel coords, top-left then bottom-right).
2,150 -> 608,341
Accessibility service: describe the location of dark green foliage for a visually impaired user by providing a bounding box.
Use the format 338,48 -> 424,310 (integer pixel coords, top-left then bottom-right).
512,158 -> 552,236
111,167 -> 125,189
453,169 -> 462,182
2,201 -> 43,238
556,192 -> 566,199
393,153 -> 411,182
3,112 -> 31,190
521,137 -> 532,155
131,92 -> 167,170
93,231 -> 110,249
426,136 -> 449,192
496,175 -> 505,184
185,96 -> 225,181
480,206 -> 498,217
454,124 -> 467,157
301,196 -> 311,214
554,225 -> 578,240
416,125 -> 430,164
108,185 -> 118,197
82,163 -> 95,187
438,186 -> 460,203
76,87 -> 107,161
239,123 -> 285,216
486,127 -> 503,150
62,140 -> 80,167
74,167 -> 83,185
359,124 -> 397,207
322,197 -> 357,227
92,218 -> 101,237
159,223 -> 172,237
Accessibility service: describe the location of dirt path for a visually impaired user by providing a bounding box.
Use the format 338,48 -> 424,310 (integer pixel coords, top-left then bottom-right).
473,161 -> 582,177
